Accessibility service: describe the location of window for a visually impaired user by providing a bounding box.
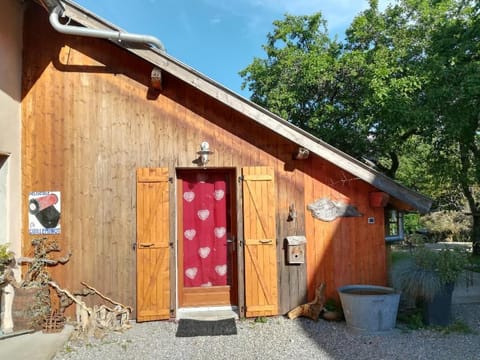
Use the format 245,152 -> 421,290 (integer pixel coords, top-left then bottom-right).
385,208 -> 404,242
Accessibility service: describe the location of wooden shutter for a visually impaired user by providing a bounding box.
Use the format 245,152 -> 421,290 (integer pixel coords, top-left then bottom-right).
136,168 -> 170,321
242,166 -> 278,317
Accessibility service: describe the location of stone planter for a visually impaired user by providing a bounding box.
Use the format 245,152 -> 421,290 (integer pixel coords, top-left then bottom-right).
338,285 -> 400,334
12,286 -> 50,331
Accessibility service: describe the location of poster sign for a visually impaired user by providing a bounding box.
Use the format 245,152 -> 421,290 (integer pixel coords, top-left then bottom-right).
28,191 -> 61,234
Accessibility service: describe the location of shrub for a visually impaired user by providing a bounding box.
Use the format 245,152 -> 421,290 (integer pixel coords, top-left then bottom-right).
392,246 -> 469,302
420,211 -> 471,242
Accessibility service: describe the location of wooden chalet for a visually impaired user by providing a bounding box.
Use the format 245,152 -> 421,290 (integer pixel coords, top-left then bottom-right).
1,0 -> 431,322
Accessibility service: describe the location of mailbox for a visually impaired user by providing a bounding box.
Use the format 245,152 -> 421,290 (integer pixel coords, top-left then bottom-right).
285,236 -> 307,264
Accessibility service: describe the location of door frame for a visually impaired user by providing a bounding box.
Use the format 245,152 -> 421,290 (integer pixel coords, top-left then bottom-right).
175,167 -> 239,309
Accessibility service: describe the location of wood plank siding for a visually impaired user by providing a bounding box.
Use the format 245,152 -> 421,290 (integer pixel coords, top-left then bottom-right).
21,2 -> 388,317
303,161 -> 387,301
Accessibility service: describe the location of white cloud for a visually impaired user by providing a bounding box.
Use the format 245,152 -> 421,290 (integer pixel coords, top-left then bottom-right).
201,0 -> 395,35
210,17 -> 222,25
248,0 -> 394,14
248,0 -> 395,28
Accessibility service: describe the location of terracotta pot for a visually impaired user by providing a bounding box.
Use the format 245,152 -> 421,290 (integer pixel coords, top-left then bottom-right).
369,192 -> 390,208
322,310 -> 342,321
12,286 -> 50,331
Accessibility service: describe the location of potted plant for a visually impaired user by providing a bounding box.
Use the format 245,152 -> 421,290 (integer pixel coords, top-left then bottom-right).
12,238 -> 71,331
0,243 -> 15,286
392,245 -> 469,326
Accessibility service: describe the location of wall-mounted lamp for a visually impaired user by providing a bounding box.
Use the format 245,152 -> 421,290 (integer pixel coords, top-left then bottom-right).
150,67 -> 162,90
287,203 -> 297,222
293,147 -> 310,160
197,141 -> 214,166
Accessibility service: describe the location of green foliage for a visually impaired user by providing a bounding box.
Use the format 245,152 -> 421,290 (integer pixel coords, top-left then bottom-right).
390,249 -> 412,265
240,0 -> 480,252
417,247 -> 469,284
397,307 -> 425,330
324,298 -> 340,312
393,258 -> 442,302
469,255 -> 480,271
436,320 -> 475,335
421,211 -> 472,242
392,246 -> 469,301
0,243 -> 15,278
0,243 -> 14,261
398,308 -> 474,333
404,213 -> 421,234
254,316 -> 268,323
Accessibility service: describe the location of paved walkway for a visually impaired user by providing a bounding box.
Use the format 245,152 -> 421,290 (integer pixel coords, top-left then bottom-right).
0,325 -> 74,360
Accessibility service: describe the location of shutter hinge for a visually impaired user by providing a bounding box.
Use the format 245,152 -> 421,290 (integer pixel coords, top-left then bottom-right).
238,175 -> 244,182
169,242 -> 174,248
169,177 -> 173,183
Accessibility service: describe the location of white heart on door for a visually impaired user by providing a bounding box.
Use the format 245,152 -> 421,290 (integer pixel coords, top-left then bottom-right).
198,247 -> 211,259
214,227 -> 226,239
183,191 -> 195,202
185,267 -> 198,280
184,229 -> 196,240
197,209 -> 210,221
215,264 -> 227,276
214,189 -> 225,201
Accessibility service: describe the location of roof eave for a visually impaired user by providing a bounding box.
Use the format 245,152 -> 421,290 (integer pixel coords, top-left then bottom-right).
49,0 -> 433,214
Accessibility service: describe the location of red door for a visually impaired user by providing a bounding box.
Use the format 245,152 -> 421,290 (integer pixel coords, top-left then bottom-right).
177,169 -> 237,307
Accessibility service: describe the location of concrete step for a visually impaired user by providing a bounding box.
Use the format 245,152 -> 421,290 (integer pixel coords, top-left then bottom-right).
177,306 -> 239,321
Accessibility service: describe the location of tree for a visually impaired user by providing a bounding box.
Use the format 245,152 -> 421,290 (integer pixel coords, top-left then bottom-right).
240,1 -> 428,178
239,13 -> 373,161
419,0 -> 480,252
240,0 -> 480,253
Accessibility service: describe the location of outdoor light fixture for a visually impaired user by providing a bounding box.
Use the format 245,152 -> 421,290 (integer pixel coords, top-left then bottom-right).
197,141 -> 213,166
150,67 -> 162,90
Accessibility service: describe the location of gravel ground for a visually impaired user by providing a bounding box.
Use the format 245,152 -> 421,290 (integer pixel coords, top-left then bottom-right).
53,304 -> 480,360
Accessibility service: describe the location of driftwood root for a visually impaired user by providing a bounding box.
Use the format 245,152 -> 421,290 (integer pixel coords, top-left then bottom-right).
49,281 -> 132,338
287,283 -> 326,321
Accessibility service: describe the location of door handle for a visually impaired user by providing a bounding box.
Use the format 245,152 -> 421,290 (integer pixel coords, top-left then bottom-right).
139,243 -> 154,248
226,236 -> 235,243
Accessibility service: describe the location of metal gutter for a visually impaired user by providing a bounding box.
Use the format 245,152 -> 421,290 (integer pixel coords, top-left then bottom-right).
48,5 -> 165,52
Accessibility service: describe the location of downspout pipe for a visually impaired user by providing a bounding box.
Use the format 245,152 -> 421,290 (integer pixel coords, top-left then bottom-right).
49,6 -> 166,52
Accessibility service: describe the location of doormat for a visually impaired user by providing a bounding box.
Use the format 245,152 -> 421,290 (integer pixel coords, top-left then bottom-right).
175,318 -> 237,337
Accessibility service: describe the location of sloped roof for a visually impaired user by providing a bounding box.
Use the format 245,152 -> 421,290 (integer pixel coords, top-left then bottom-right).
37,0 -> 432,213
